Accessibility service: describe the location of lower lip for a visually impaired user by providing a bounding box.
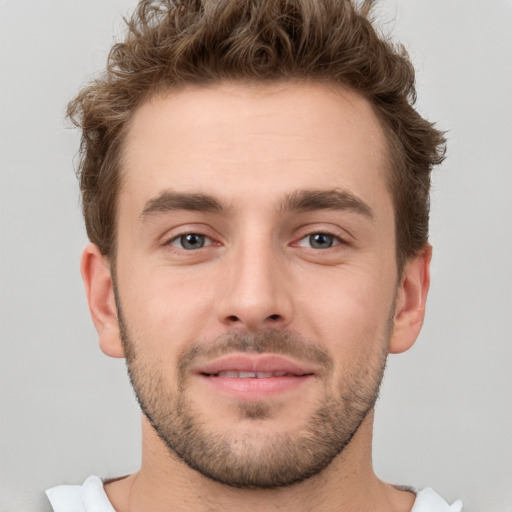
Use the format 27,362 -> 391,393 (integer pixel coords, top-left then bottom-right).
197,374 -> 313,400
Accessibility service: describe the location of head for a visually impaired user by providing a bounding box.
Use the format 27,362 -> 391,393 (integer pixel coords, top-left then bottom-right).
69,0 -> 445,273
76,0 -> 443,490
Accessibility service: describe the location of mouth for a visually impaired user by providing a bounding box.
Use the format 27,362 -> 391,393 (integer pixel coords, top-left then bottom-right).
195,354 -> 315,399
205,370 -> 303,378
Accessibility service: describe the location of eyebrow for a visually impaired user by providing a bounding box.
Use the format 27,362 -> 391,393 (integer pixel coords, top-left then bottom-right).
281,189 -> 374,219
140,191 -> 228,220
139,188 -> 374,221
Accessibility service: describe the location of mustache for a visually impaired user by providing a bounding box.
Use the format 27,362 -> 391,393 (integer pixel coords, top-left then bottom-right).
177,330 -> 333,379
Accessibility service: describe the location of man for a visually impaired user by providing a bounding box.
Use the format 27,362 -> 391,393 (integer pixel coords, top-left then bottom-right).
46,0 -> 463,510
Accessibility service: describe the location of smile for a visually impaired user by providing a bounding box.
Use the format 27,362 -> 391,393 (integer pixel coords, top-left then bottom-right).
205,371 -> 305,378
196,353 -> 315,376
195,354 -> 315,399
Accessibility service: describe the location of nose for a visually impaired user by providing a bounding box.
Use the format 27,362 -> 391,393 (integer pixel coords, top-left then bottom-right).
215,241 -> 294,332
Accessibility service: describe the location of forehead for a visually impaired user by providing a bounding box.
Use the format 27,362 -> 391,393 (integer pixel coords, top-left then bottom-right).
120,81 -> 391,214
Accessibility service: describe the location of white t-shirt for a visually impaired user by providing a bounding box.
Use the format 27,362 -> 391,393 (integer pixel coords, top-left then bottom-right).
46,475 -> 464,512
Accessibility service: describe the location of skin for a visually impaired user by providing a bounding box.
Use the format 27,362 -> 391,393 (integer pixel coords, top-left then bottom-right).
82,82 -> 431,511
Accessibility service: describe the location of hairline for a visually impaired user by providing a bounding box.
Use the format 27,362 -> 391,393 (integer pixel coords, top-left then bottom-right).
105,78 -> 413,276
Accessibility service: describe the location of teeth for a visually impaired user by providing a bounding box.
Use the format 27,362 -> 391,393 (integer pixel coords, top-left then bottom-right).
220,371 -> 239,378
216,371 -> 289,378
239,371 -> 256,378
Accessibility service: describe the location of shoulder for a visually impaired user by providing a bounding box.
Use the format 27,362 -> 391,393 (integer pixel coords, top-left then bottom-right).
412,488 -> 464,512
45,475 -> 116,512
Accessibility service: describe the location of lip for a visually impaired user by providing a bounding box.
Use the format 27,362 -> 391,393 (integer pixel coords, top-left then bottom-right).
194,354 -> 316,400
196,354 -> 315,376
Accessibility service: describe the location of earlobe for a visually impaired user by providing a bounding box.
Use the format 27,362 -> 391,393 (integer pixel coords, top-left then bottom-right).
81,243 -> 125,358
389,245 -> 432,354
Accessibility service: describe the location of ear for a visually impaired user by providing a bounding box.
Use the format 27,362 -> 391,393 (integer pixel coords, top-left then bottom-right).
81,243 -> 125,358
389,244 -> 432,354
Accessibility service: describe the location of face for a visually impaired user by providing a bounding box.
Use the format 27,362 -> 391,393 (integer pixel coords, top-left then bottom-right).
111,82 -> 402,487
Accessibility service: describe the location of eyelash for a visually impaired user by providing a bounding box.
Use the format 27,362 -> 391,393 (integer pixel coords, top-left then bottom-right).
167,233 -> 216,250
294,231 -> 345,249
165,230 -> 346,251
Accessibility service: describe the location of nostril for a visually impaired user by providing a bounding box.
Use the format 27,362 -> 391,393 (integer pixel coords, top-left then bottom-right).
222,313 -> 285,326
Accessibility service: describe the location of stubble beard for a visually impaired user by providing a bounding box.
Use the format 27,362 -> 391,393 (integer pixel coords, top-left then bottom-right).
117,307 -> 390,489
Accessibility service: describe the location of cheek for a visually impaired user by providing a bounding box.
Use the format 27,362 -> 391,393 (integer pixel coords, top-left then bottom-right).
300,267 -> 396,355
118,267 -> 218,350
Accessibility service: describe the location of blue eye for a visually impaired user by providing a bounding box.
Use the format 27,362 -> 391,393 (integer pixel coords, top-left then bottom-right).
170,233 -> 211,250
308,233 -> 335,249
295,232 -> 340,249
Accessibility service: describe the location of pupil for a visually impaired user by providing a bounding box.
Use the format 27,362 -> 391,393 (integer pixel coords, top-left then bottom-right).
310,233 -> 333,249
181,234 -> 204,249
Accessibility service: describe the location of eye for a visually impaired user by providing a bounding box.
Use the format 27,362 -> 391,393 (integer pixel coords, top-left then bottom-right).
297,233 -> 340,249
169,233 -> 212,250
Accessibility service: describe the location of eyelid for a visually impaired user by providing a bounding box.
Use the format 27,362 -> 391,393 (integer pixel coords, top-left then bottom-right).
160,224 -> 222,248
294,232 -> 343,248
168,233 -> 213,249
291,224 -> 352,247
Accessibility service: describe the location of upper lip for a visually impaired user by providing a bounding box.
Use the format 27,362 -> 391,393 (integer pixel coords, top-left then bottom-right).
195,354 -> 316,376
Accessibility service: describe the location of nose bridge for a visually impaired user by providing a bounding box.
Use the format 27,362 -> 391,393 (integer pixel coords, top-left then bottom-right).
217,230 -> 292,330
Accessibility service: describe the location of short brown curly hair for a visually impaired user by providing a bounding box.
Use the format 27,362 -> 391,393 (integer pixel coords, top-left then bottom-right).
68,0 -> 445,271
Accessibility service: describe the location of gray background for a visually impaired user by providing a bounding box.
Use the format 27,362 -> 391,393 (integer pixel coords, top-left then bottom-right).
1,1 -> 511,511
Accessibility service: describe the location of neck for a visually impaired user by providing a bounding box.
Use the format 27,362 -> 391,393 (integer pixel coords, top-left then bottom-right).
104,412 -> 415,512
